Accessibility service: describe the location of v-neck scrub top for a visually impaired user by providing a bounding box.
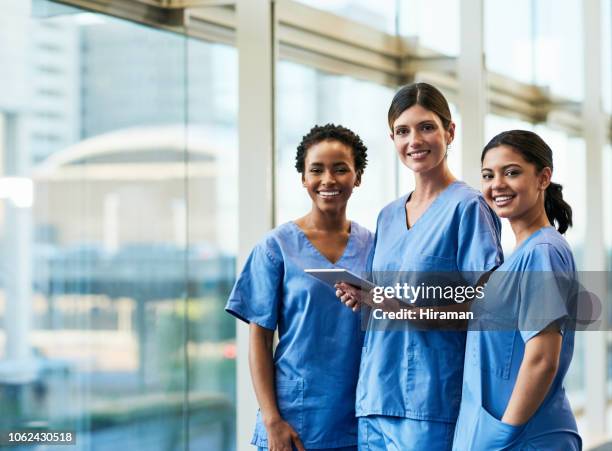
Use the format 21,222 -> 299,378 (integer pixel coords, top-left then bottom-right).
226,221 -> 374,449
452,227 -> 580,450
357,181 -> 503,422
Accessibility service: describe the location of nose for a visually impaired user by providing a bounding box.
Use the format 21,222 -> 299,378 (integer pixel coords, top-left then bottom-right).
490,175 -> 507,191
409,131 -> 424,148
321,170 -> 336,185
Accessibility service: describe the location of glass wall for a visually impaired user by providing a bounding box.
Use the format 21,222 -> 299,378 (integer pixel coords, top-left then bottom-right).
398,0 -> 460,56
0,1 -> 237,449
533,0 -> 583,101
484,0 -> 534,82
295,0 -> 397,33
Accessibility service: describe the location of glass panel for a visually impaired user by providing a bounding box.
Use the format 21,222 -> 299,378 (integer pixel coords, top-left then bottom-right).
295,0 -> 397,33
603,0 -> 612,114
276,61 -> 396,231
484,0 -> 534,83
186,39 -> 238,451
533,0 -> 583,100
399,0 -> 460,56
0,2 -> 237,449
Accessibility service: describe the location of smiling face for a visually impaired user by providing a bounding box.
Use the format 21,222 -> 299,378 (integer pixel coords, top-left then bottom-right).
481,145 -> 551,222
390,104 -> 455,174
302,139 -> 360,214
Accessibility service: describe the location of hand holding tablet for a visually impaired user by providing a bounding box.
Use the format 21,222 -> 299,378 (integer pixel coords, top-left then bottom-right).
304,268 -> 375,291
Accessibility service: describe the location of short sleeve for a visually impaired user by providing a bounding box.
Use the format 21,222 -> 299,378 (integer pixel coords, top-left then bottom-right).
518,244 -> 576,342
225,241 -> 284,330
457,196 -> 503,285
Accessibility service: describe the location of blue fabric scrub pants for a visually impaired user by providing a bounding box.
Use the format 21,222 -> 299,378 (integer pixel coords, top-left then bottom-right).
257,447 -> 357,451
358,416 -> 454,451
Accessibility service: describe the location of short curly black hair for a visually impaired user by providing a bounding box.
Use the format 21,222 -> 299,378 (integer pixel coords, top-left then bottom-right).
295,124 -> 368,176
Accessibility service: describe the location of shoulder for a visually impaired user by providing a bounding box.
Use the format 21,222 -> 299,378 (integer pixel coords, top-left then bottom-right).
252,222 -> 296,265
520,229 -> 575,271
377,194 -> 407,222
450,182 -> 490,213
381,195 -> 407,213
350,221 -> 375,249
447,182 -> 499,229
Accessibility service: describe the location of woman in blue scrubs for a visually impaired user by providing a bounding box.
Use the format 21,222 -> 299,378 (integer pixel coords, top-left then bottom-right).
452,130 -> 580,450
226,124 -> 374,451
336,83 -> 503,450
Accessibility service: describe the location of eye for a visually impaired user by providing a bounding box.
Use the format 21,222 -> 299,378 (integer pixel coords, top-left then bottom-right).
421,123 -> 435,132
481,173 -> 493,180
505,169 -> 520,177
395,128 -> 408,136
336,167 -> 349,173
309,168 -> 322,173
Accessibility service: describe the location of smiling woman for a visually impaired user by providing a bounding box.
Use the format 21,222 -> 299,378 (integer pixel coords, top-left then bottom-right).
226,123 -> 374,451
453,130 -> 580,450
335,82 -> 503,451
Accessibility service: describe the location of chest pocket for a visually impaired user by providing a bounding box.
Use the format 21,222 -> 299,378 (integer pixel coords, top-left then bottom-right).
469,331 -> 517,380
413,253 -> 457,271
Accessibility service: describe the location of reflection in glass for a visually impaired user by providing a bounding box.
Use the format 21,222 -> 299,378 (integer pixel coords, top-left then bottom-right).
0,3 -> 237,450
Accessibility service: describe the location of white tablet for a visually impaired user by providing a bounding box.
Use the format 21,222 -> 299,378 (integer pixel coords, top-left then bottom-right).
304,268 -> 376,290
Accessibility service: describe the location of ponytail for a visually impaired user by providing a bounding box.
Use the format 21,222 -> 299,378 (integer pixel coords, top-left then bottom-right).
544,182 -> 572,234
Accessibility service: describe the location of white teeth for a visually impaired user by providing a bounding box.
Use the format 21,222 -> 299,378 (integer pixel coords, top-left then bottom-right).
319,191 -> 340,197
494,194 -> 514,206
495,195 -> 513,201
408,150 -> 429,157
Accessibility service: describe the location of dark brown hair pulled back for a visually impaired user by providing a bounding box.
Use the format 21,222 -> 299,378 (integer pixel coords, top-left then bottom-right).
388,82 -> 453,132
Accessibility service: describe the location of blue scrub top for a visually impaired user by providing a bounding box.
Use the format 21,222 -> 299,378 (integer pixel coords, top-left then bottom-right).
453,227 -> 579,450
226,221 -> 374,449
357,181 -> 503,422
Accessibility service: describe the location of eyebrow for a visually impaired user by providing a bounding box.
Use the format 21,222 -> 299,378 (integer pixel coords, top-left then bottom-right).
394,120 -> 436,130
481,163 -> 523,171
308,162 -> 350,166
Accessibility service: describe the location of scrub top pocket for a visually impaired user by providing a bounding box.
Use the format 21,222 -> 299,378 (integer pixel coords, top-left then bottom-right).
406,347 -> 464,420
276,377 -> 304,436
468,331 -> 517,380
469,405 -> 525,451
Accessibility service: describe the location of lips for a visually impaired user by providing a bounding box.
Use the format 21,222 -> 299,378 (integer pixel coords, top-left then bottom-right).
318,190 -> 340,198
407,149 -> 430,160
493,194 -> 515,207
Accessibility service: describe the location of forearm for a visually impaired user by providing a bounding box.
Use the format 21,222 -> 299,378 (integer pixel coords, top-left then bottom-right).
502,331 -> 560,425
249,324 -> 281,425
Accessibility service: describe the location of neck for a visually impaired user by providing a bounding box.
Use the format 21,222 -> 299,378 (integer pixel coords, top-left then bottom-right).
304,207 -> 350,232
510,204 -> 551,247
412,163 -> 456,201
